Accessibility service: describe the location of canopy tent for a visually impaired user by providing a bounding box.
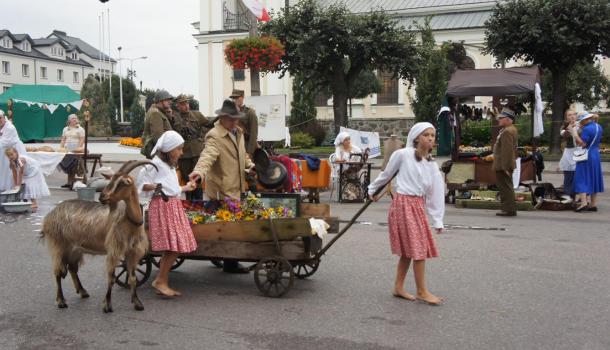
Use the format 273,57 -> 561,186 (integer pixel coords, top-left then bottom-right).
441,65 -> 544,159
0,84 -> 83,142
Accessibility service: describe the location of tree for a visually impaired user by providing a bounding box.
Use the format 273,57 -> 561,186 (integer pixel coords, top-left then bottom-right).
262,0 -> 419,133
541,60 -> 610,111
78,76 -> 111,136
129,96 -> 145,137
484,0 -> 610,153
102,74 -> 137,112
347,69 -> 382,118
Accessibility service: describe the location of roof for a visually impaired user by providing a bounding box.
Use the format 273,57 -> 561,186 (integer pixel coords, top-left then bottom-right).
12,34 -> 34,43
321,0 -> 497,13
398,10 -> 491,30
446,66 -> 541,97
49,30 -> 115,62
0,45 -> 93,68
0,84 -> 81,104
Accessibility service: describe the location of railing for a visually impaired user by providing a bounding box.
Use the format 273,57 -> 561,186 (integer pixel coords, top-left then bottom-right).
223,1 -> 252,32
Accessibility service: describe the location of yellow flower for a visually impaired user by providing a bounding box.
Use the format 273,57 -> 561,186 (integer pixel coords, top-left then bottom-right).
216,209 -> 232,222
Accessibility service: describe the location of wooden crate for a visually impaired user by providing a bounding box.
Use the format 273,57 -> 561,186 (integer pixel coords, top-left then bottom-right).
300,203 -> 339,233
190,217 -> 312,242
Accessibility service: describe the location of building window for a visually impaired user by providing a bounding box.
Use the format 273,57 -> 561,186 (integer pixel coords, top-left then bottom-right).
40,66 -> 47,79
22,64 -> 29,77
376,70 -> 399,105
73,71 -> 79,83
1,37 -> 12,48
71,52 -> 78,60
2,61 -> 10,74
233,69 -> 245,81
21,41 -> 30,52
57,69 -> 64,82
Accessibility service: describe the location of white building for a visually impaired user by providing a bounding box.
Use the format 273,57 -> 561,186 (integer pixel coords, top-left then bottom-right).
0,29 -> 115,94
193,0 -> 610,118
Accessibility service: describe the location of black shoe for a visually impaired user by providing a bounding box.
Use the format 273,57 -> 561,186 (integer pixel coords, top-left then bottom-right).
61,183 -> 72,188
574,205 -> 589,212
496,211 -> 517,217
587,206 -> 598,212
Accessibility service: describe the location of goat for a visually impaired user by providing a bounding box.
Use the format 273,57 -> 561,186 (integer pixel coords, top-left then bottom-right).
42,160 -> 155,313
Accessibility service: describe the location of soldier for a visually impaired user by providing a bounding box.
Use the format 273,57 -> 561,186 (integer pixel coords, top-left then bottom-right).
141,90 -> 173,159
492,107 -> 518,217
173,94 -> 217,200
230,89 -> 259,155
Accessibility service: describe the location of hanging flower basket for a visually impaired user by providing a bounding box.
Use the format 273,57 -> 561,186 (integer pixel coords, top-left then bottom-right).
224,36 -> 285,72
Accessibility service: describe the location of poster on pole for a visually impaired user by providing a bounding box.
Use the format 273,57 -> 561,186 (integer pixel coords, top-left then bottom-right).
244,94 -> 286,142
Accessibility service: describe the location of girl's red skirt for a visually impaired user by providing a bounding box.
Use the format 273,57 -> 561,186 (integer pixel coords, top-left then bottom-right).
148,197 -> 197,253
388,194 -> 439,260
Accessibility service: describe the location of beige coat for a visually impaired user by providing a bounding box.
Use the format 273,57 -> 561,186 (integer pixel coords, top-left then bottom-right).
492,124 -> 518,172
192,123 -> 254,200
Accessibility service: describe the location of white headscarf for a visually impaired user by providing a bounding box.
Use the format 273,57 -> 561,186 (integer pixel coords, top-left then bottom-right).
151,130 -> 184,155
334,131 -> 350,147
406,122 -> 435,148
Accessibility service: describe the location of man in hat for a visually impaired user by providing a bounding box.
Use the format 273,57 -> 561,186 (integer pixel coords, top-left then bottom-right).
141,90 -> 173,158
172,94 -> 217,200
189,99 -> 255,273
492,107 -> 519,217
230,89 -> 259,155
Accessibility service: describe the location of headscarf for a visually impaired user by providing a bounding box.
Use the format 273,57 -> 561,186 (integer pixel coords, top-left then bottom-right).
334,131 -> 350,147
68,114 -> 78,121
406,122 -> 435,148
577,111 -> 594,122
151,130 -> 184,155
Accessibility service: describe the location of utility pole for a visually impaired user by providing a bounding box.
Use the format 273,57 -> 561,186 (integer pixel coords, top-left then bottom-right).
118,46 -> 124,123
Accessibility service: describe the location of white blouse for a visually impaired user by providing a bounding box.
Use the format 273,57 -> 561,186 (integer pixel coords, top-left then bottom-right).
334,145 -> 362,162
368,148 -> 445,229
136,156 -> 182,198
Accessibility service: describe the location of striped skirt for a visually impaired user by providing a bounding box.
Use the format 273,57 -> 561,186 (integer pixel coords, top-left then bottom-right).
148,197 -> 197,253
388,194 -> 439,260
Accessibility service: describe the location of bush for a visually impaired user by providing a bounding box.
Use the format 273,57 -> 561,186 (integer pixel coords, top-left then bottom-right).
461,119 -> 491,146
290,132 -> 315,148
302,122 -> 326,146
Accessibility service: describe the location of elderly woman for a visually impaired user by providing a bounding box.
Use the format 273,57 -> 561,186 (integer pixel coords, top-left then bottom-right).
571,112 -> 604,212
334,132 -> 362,162
0,109 -> 28,191
58,114 -> 85,188
559,110 -> 577,197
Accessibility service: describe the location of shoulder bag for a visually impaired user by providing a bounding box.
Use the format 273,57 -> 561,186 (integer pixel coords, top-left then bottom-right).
573,124 -> 599,162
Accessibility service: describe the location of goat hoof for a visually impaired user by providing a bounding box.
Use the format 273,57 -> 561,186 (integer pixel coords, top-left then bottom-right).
134,303 -> 144,311
57,301 -> 68,309
103,305 -> 113,313
79,290 -> 90,299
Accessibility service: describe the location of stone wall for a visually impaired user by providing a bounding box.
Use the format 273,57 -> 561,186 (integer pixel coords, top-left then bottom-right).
318,117 -> 415,140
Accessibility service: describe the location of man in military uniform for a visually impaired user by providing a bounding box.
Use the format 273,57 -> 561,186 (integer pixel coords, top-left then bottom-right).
173,94 -> 217,200
492,107 -> 519,217
230,89 -> 258,155
141,90 -> 173,158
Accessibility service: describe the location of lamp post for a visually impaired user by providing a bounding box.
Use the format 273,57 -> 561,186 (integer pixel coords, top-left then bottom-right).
127,56 -> 147,81
117,46 -> 124,123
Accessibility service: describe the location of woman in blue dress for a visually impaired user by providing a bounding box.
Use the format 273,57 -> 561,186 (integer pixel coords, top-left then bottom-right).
572,112 -> 604,212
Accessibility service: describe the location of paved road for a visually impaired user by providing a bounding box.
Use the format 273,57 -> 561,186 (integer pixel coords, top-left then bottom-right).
1,172 -> 609,350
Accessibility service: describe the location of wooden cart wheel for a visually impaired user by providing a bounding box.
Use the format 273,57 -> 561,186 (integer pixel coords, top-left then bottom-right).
151,256 -> 185,271
254,256 -> 294,298
293,259 -> 319,279
114,256 -> 152,288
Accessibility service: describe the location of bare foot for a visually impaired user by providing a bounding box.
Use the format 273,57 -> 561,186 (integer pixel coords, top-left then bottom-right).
393,289 -> 416,301
416,291 -> 443,305
152,280 -> 176,297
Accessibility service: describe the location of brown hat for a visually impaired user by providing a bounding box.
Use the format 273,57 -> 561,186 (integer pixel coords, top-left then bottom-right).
215,99 -> 243,118
174,94 -> 189,104
229,89 -> 245,98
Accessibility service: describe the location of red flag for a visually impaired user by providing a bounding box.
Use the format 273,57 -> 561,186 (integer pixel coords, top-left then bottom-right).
241,0 -> 270,22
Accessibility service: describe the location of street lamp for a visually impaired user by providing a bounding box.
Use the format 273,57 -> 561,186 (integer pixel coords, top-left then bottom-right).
126,56 -> 147,80
117,49 -> 147,123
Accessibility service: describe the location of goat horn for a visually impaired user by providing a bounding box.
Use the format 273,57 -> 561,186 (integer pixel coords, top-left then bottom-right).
117,160 -> 137,174
120,160 -> 158,175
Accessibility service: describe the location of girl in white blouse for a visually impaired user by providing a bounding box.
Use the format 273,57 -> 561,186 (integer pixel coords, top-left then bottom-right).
137,131 -> 197,297
368,122 -> 445,305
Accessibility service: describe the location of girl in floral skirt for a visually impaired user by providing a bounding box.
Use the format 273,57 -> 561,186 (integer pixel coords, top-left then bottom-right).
368,122 -> 445,305
137,131 -> 197,297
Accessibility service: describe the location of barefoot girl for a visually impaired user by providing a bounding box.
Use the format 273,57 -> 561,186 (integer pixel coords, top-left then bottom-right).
368,122 -> 445,305
5,147 -> 50,209
137,131 -> 197,297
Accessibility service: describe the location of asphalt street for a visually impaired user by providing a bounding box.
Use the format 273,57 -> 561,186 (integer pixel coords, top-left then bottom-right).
0,170 -> 609,350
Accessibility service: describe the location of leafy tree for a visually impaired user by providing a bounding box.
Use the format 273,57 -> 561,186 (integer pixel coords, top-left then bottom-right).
262,0 -> 419,133
142,88 -> 156,110
541,60 -> 610,111
289,73 -> 318,130
78,76 -> 111,136
484,0 -> 610,153
102,74 -> 137,112
129,96 -> 146,137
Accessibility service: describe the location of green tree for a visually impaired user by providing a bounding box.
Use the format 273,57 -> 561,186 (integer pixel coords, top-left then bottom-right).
78,76 -> 111,136
262,0 -> 419,133
484,0 -> 610,153
129,96 -> 145,137
102,74 -> 137,112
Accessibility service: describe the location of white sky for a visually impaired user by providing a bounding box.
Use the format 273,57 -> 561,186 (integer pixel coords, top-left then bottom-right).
2,0 -> 200,96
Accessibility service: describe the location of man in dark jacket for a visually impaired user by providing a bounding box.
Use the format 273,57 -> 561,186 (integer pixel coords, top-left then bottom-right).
492,107 -> 519,217
141,90 -> 173,158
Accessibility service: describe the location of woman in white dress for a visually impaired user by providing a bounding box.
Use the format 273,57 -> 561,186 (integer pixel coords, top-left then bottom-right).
5,146 -> 50,209
0,110 -> 28,191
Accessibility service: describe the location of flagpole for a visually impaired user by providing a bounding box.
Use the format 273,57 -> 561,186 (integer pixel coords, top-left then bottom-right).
107,8 -> 112,102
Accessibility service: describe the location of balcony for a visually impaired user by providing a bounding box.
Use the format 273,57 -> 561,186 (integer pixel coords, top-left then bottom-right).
223,1 -> 252,32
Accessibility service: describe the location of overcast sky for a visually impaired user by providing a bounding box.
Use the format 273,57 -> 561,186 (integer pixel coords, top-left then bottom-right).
2,0 -> 200,96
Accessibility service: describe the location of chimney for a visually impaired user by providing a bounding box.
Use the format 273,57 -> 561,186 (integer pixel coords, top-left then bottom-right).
53,30 -> 67,36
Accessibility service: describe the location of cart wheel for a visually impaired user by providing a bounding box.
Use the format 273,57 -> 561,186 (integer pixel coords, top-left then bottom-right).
151,256 -> 185,271
114,256 -> 152,288
293,259 -> 319,279
254,256 -> 294,298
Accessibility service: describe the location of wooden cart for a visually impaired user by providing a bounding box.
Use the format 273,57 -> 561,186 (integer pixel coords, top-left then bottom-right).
114,217 -> 324,298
